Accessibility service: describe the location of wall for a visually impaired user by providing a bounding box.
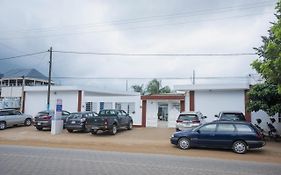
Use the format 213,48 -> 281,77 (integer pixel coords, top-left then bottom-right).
24,91 -> 78,116
194,90 -> 245,122
1,87 -> 22,97
84,95 -> 142,126
252,110 -> 281,134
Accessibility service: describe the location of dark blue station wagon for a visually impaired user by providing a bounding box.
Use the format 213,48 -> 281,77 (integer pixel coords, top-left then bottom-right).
170,121 -> 265,154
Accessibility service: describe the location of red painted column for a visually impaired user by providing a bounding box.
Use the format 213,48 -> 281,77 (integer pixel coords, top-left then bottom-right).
180,100 -> 185,112
189,91 -> 195,111
244,90 -> 251,122
77,90 -> 82,112
142,100 -> 147,127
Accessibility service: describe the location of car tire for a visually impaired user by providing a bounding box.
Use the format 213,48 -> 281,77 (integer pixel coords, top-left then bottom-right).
127,121 -> 133,130
111,124 -> 117,135
24,118 -> 32,126
178,137 -> 191,150
232,140 -> 247,154
67,129 -> 73,133
36,126 -> 43,131
0,121 -> 7,130
91,130 -> 98,135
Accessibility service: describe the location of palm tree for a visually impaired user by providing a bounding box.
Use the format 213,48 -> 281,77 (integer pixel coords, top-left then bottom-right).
146,79 -> 171,95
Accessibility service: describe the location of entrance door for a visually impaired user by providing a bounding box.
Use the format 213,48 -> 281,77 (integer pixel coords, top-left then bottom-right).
157,103 -> 168,128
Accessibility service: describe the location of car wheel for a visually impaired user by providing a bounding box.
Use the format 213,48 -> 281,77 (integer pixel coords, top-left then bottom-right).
36,126 -> 43,131
111,125 -> 117,135
24,118 -> 32,126
67,129 -> 73,133
91,130 -> 98,135
0,121 -> 7,130
232,140 -> 247,154
127,121 -> 133,130
178,137 -> 191,150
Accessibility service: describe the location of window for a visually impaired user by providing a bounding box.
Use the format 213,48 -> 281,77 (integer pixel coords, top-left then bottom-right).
199,124 -> 216,132
115,102 -> 135,114
86,102 -> 93,111
217,124 -> 235,132
235,124 -> 253,132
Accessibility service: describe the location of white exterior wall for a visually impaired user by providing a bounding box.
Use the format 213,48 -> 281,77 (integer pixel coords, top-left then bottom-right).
185,93 -> 190,112
146,100 -> 158,127
24,91 -> 78,117
84,95 -> 142,126
167,102 -> 180,128
252,110 -> 281,134
1,87 -> 22,97
194,90 -> 245,122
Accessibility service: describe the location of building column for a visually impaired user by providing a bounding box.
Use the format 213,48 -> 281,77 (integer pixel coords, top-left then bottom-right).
189,91 -> 195,111
142,100 -> 147,127
77,90 -> 82,112
180,100 -> 185,112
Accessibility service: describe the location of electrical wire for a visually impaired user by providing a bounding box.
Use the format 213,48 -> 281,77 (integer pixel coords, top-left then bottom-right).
0,51 -> 48,61
52,50 -> 256,57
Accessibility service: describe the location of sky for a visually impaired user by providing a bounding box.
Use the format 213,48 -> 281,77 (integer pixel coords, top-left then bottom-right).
0,0 -> 278,91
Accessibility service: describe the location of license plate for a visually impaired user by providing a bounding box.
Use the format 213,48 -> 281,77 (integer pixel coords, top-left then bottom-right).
71,121 -> 76,124
92,126 -> 98,130
37,123 -> 41,125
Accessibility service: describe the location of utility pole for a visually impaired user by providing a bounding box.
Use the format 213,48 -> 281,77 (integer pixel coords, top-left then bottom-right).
47,47 -> 52,111
192,70 -> 195,85
20,76 -> 25,112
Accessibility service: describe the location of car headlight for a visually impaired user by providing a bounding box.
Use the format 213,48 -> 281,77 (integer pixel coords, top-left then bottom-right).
171,134 -> 174,138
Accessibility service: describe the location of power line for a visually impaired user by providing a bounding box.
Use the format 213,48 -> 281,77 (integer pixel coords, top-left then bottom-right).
53,50 -> 256,57
0,51 -> 48,61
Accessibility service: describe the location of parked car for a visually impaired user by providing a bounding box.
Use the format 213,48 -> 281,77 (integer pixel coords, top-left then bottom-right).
215,111 -> 246,121
175,111 -> 207,131
65,112 -> 98,133
170,121 -> 265,154
0,109 -> 32,130
33,110 -> 71,130
86,109 -> 133,135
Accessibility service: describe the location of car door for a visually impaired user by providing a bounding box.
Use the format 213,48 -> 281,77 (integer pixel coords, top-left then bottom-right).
13,110 -> 24,124
121,110 -> 129,126
196,123 -> 217,148
213,123 -> 236,148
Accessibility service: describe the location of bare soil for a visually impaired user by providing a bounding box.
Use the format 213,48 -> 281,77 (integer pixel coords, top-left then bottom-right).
0,126 -> 281,164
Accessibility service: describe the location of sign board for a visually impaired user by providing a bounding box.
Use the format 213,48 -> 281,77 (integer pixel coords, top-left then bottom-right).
55,99 -> 62,120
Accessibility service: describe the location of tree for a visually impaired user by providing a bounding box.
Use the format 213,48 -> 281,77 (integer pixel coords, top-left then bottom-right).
248,1 -> 281,118
146,79 -> 171,95
248,83 -> 281,116
131,84 -> 145,95
131,79 -> 171,95
252,0 -> 281,94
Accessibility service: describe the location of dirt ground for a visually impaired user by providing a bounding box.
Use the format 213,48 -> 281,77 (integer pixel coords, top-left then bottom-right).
0,126 -> 281,164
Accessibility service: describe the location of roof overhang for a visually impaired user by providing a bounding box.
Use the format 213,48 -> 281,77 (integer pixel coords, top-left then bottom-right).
174,84 -> 250,91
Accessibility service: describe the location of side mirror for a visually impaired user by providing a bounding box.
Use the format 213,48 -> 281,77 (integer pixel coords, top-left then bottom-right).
196,130 -> 201,134
203,116 -> 207,119
214,115 -> 219,118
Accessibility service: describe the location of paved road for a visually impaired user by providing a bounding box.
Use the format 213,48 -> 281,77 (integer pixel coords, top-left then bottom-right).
0,145 -> 280,175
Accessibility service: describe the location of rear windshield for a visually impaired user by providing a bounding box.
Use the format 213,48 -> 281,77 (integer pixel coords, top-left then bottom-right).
220,113 -> 245,121
178,114 -> 198,121
99,110 -> 116,116
68,113 -> 82,119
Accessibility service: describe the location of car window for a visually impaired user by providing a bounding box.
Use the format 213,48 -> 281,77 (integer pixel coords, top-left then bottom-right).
199,124 -> 216,132
69,113 -> 81,118
0,111 -> 9,116
220,113 -> 245,121
178,114 -> 198,121
62,111 -> 70,116
217,124 -> 235,132
235,124 -> 253,132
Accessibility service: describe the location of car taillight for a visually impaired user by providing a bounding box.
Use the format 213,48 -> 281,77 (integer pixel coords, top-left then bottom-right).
42,115 -> 52,120
192,120 -> 200,123
176,120 -> 183,123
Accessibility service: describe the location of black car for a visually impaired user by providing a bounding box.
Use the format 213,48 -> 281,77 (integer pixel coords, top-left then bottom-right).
65,112 -> 98,133
33,110 -> 71,130
86,109 -> 133,135
215,111 -> 246,121
170,121 -> 265,154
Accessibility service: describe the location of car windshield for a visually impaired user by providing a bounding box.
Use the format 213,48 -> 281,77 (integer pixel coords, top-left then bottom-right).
99,110 -> 116,115
68,113 -> 82,119
178,114 -> 198,121
220,113 -> 245,121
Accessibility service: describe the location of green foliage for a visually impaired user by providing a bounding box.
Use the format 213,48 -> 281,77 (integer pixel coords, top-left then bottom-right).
252,0 -> 281,93
248,83 -> 281,116
131,79 -> 171,95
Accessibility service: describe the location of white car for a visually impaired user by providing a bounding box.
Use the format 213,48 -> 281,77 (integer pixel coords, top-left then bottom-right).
175,111 -> 207,131
0,109 -> 33,130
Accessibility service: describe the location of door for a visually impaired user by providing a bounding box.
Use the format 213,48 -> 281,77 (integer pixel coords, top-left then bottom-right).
196,123 -> 217,147
213,123 -> 236,148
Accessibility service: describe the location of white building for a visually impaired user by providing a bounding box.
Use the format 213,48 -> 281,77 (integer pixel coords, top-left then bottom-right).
174,83 -> 251,122
23,86 -> 142,126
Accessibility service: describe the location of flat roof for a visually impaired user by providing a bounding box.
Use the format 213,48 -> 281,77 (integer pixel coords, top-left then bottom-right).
174,83 -> 250,91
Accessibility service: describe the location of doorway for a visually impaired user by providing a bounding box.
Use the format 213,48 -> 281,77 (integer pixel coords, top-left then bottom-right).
157,103 -> 168,128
